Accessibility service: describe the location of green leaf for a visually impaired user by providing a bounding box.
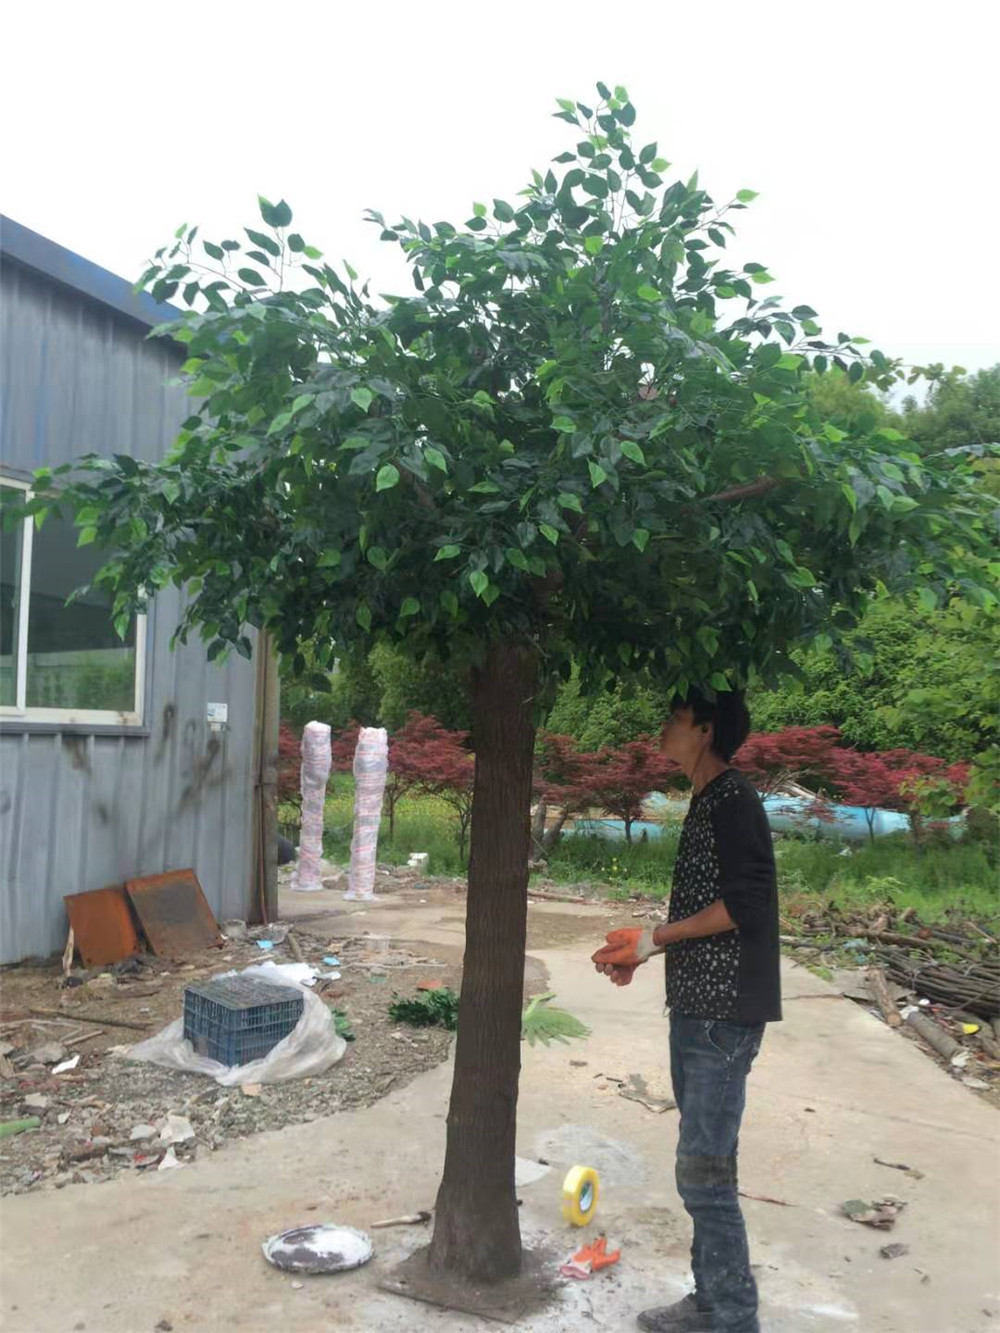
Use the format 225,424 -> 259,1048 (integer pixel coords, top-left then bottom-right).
736,189 -> 759,203
237,268 -> 266,287
557,492 -> 584,513
789,567 -> 817,588
244,228 -> 281,256
632,528 -> 650,552
481,584 -> 501,607
493,199 -> 515,222
77,526 -> 98,547
750,270 -> 775,284
540,523 -> 560,545
840,482 -> 858,512
291,393 -> 314,415
917,586 -> 937,613
636,284 -> 660,301
506,548 -> 530,572
356,603 -> 372,631
472,390 -> 493,411
376,464 -> 400,492
620,441 -> 645,465
258,196 -> 293,228
367,546 -> 389,571
553,416 -> 577,434
469,480 -> 501,494
521,993 -> 590,1047
588,461 -> 608,488
709,672 -> 732,692
584,235 -> 604,255
268,411 -> 293,436
473,202 -> 487,218
398,597 -> 420,618
351,387 -> 374,412
434,544 -> 461,561
469,570 -> 489,598
425,446 -> 448,472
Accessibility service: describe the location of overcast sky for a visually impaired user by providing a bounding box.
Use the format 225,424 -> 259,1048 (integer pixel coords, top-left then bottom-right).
3,1 -> 997,384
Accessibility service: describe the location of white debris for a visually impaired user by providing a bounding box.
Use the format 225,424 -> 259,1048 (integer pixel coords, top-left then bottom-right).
159,1113 -> 195,1144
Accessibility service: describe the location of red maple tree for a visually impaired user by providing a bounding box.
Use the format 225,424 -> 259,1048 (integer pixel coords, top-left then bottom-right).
390,712 -> 476,863
734,725 -> 842,796
578,736 -> 682,844
532,733 -> 596,855
277,722 -> 302,811
828,746 -> 969,843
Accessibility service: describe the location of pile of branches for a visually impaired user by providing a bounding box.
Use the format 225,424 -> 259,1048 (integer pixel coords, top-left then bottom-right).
782,905 -> 1000,1019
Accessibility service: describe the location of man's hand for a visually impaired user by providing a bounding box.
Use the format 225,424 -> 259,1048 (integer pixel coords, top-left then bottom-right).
598,962 -> 638,987
591,928 -> 659,982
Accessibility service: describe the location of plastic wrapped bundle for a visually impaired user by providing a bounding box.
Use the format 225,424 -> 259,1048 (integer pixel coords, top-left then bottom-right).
345,727 -> 388,901
290,721 -> 331,893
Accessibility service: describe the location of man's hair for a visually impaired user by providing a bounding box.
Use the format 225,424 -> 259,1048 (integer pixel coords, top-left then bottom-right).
676,688 -> 751,762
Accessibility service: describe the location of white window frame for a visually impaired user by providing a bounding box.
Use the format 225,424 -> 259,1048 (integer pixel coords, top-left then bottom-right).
0,476 -> 147,726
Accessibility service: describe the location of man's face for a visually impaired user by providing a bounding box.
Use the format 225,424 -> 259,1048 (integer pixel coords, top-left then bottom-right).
660,705 -> 700,763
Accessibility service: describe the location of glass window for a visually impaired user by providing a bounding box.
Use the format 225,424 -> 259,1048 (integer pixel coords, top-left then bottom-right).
0,481 -> 145,723
0,488 -> 23,706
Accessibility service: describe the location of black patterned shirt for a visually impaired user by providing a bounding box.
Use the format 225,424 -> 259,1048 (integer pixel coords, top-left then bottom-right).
664,769 -> 781,1023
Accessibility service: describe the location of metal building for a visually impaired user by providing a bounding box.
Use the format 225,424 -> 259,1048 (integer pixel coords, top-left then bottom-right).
0,217 -> 275,964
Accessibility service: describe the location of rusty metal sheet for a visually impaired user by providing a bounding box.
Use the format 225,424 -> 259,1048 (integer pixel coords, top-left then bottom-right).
63,885 -> 143,967
125,869 -> 220,958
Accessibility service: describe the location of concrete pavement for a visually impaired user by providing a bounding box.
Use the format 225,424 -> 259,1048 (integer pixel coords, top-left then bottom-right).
1,889 -> 997,1332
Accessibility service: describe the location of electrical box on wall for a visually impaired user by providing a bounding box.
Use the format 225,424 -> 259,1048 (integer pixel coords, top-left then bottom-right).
206,702 -> 229,733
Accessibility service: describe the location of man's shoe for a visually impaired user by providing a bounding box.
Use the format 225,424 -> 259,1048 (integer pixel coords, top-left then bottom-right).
637,1293 -> 715,1331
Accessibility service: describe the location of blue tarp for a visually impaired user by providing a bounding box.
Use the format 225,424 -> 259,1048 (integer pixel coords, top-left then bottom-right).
569,792 -> 964,843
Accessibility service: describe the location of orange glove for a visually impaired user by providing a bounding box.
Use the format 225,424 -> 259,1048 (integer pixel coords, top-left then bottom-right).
560,1235 -> 622,1280
591,927 -> 658,969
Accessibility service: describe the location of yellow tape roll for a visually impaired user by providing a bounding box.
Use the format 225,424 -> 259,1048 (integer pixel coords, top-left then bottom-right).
561,1165 -> 600,1227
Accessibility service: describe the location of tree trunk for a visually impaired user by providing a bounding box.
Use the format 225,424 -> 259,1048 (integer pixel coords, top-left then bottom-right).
429,641 -> 537,1282
624,816 -> 634,845
541,808 -> 570,853
530,798 -> 548,858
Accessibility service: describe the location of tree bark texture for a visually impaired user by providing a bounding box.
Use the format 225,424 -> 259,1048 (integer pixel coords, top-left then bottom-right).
428,641 -> 538,1282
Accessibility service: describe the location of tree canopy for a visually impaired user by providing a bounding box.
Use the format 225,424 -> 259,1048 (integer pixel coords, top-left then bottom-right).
31,85 -> 995,710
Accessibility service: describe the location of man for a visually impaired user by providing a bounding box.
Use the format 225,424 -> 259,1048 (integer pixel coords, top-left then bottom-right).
593,690 -> 781,1333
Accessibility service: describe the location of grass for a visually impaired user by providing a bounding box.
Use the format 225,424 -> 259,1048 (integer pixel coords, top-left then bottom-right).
287,781 -> 997,927
320,775 -> 468,875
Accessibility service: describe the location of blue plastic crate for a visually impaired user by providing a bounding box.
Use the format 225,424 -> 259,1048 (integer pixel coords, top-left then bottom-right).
183,976 -> 303,1066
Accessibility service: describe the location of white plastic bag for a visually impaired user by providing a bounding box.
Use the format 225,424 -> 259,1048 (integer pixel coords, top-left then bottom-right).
345,727 -> 388,902
291,721 -> 332,892
125,963 -> 346,1086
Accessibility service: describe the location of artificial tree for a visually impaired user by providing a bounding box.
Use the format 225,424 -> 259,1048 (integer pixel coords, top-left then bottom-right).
30,84 -> 995,1282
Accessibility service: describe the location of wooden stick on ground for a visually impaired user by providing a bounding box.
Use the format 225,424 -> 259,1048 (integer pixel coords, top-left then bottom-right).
904,1009 -> 961,1062
27,1008 -> 150,1033
63,1030 -> 106,1047
867,968 -> 903,1027
286,931 -> 306,964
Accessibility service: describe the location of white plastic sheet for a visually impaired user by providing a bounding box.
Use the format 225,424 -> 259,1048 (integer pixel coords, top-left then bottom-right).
291,721 -> 332,892
125,963 -> 346,1087
345,727 -> 388,902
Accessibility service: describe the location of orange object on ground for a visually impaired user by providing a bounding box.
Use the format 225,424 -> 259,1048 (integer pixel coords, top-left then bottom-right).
559,1235 -> 622,1280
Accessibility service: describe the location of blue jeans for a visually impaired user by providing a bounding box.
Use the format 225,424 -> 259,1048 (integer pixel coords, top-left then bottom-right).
670,1013 -> 765,1333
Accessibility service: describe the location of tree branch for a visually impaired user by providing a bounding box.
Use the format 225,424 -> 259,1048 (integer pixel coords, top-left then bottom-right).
700,476 -> 781,503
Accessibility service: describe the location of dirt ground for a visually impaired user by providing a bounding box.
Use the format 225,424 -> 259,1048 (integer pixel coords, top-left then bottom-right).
0,894 -> 464,1196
